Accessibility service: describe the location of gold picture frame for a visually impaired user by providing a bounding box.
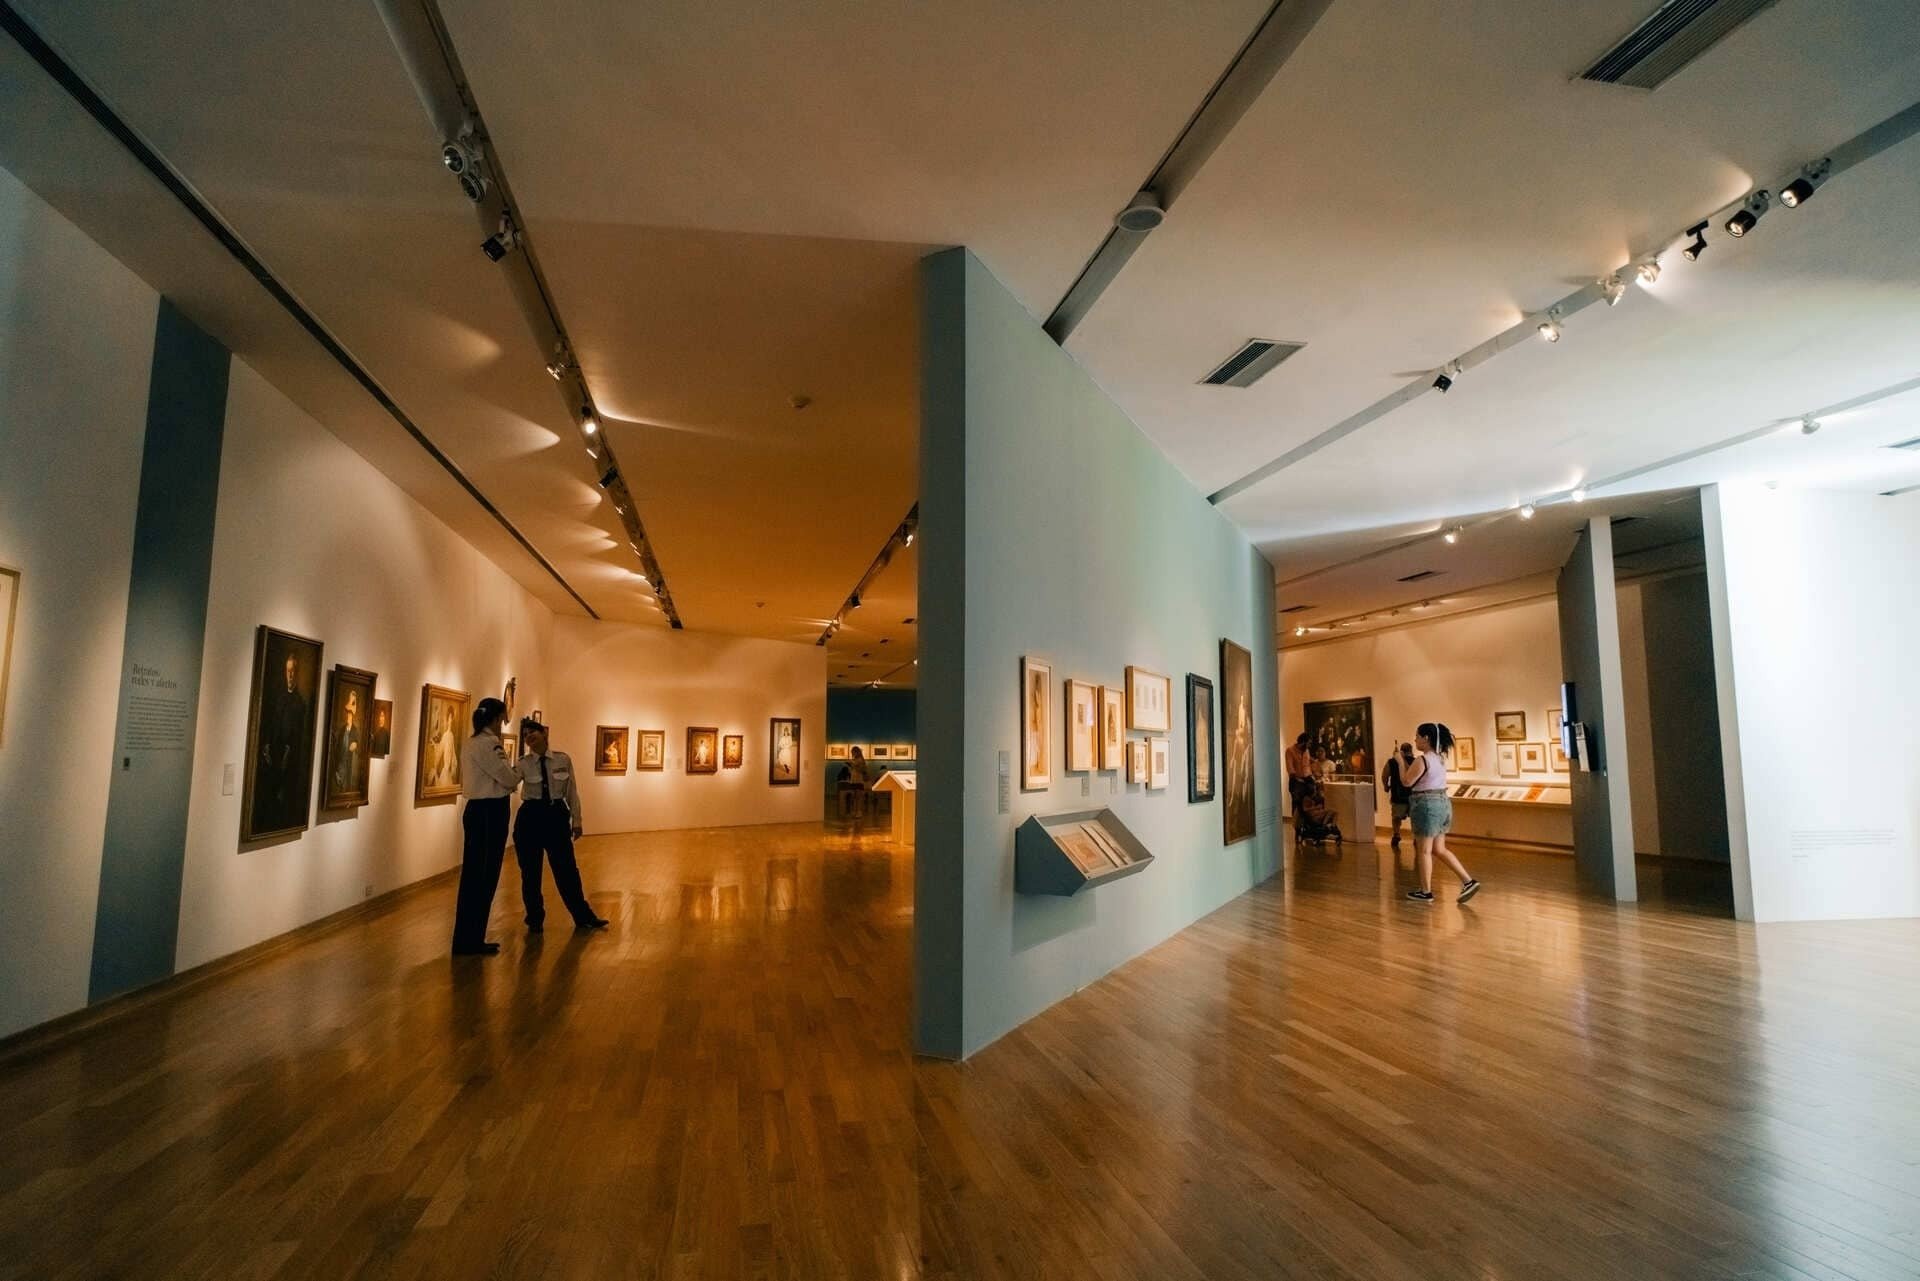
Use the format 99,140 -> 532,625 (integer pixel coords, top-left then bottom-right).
319,664 -> 377,811
687,726 -> 718,774
636,729 -> 665,771
1021,655 -> 1052,790
243,625 -> 326,838
414,683 -> 470,803
1065,679 -> 1097,773
1125,665 -> 1171,733
596,725 -> 629,773
723,734 -> 744,769
1097,685 -> 1124,771
1453,735 -> 1477,772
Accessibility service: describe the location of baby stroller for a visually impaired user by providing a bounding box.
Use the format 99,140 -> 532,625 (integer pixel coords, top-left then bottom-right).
1294,782 -> 1343,849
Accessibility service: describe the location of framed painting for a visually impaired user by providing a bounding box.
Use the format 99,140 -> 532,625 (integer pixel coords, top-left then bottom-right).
1097,685 -> 1124,771
687,727 -> 718,774
596,725 -> 629,774
723,734 -> 744,769
1497,742 -> 1521,778
891,742 -> 913,759
1187,674 -> 1215,802
1220,640 -> 1257,846
414,684 -> 469,803
1126,739 -> 1148,784
871,744 -> 892,760
827,743 -> 851,761
1065,679 -> 1097,773
1453,735 -> 1477,772
1125,665 -> 1171,733
1495,710 -> 1527,742
1147,737 -> 1170,791
500,731 -> 518,762
1021,655 -> 1052,791
1520,742 -> 1548,773
1547,707 -> 1565,744
242,626 -> 325,839
369,698 -> 393,759
1302,696 -> 1372,777
0,566 -> 15,748
319,664 -> 376,811
636,729 -> 665,771
768,717 -> 801,785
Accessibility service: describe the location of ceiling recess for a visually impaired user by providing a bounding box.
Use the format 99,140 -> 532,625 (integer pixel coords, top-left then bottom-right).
1201,339 -> 1304,388
1278,602 -> 1315,614
1887,435 -> 1920,452
1578,0 -> 1785,90
1396,569 -> 1440,583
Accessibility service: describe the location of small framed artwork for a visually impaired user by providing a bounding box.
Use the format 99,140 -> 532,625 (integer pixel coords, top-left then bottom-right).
1550,739 -> 1571,771
370,698 -> 393,759
500,732 -> 517,763
1519,742 -> 1548,773
1098,685 -> 1124,771
1497,742 -> 1521,778
1547,707 -> 1565,744
768,717 -> 801,785
1186,674 -> 1215,803
1021,655 -> 1052,790
320,664 -> 377,811
1147,737 -> 1170,791
636,729 -> 665,771
1453,735 -> 1477,772
871,744 -> 892,760
687,726 -> 718,774
1065,678 -> 1097,773
596,725 -> 629,774
891,742 -> 913,758
1125,665 -> 1171,733
1495,710 -> 1527,742
1126,739 -> 1149,784
414,682 -> 468,806
723,734 -> 744,769
827,743 -> 851,761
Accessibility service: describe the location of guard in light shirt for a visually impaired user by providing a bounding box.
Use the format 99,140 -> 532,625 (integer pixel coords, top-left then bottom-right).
513,718 -> 609,934
451,697 -> 522,956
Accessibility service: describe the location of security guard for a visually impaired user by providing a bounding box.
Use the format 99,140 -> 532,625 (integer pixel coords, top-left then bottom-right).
512,718 -> 609,933
452,697 -> 521,956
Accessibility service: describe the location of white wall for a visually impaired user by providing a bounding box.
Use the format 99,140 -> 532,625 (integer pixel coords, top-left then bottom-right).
1615,581 -> 1663,855
1280,596 -> 1574,848
173,362 -> 554,970
1707,484 -> 1920,921
545,617 -> 825,834
0,165 -> 157,1038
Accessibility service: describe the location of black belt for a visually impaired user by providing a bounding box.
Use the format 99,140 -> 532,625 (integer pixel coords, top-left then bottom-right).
521,797 -> 567,808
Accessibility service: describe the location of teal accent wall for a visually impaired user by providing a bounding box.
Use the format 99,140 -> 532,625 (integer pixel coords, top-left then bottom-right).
916,249 -> 1281,1059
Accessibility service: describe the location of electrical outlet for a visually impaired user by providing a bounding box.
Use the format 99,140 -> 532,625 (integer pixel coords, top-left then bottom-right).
364,883 -> 374,899
222,763 -> 235,796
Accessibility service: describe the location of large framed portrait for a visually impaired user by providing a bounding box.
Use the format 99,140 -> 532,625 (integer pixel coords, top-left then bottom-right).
1065,679 -> 1097,773
687,726 -> 718,774
1187,674 -> 1215,803
723,734 -> 744,768
1495,710 -> 1527,742
241,625 -> 324,840
415,683 -> 470,802
1097,685 -> 1124,771
319,664 -> 377,811
370,698 -> 393,759
768,717 -> 800,785
1125,665 -> 1171,733
1020,655 -> 1051,791
596,725 -> 629,773
0,565 -> 18,747
1220,639 -> 1257,846
1303,696 -> 1373,777
637,729 -> 665,771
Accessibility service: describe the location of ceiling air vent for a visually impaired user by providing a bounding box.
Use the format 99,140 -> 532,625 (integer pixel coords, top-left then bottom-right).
1201,338 -> 1304,388
1278,603 -> 1315,614
1579,0 -> 1784,90
1396,569 -> 1440,583
1887,435 -> 1920,452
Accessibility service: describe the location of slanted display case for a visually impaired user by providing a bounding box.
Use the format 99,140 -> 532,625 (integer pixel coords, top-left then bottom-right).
1015,808 -> 1153,896
872,768 -> 917,844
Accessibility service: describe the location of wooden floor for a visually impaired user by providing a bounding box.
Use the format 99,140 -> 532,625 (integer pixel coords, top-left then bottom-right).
3,826 -> 1919,1280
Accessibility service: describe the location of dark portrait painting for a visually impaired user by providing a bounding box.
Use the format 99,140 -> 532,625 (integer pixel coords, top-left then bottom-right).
1187,673 -> 1215,803
723,734 -> 744,769
241,625 -> 323,841
320,665 -> 376,811
687,726 -> 718,775
768,718 -> 800,786
1220,639 -> 1257,846
1303,696 -> 1373,778
370,698 -> 393,759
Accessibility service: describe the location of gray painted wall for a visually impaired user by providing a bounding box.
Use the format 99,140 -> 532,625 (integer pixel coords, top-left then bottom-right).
1640,572 -> 1730,863
916,249 -> 1282,1059
1557,520 -> 1636,899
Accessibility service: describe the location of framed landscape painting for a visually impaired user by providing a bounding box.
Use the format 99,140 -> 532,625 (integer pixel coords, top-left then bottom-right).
827,743 -> 851,761
1187,674 -> 1215,803
242,626 -> 325,839
723,734 -> 744,769
415,684 -> 469,803
1220,640 -> 1257,846
319,664 -> 376,811
1098,685 -> 1124,771
1303,696 -> 1372,777
637,729 -> 665,771
1021,655 -> 1052,790
890,742 -> 913,759
370,698 -> 393,759
1065,679 -> 1097,773
1495,710 -> 1527,742
596,725 -> 629,774
687,727 -> 719,774
871,744 -> 892,760
1125,665 -> 1171,733
768,717 -> 801,785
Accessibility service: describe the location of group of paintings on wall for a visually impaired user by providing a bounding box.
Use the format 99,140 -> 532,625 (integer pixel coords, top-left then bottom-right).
825,742 -> 915,761
1019,642 -> 1258,847
595,720 -> 799,784
1488,707 -> 1568,777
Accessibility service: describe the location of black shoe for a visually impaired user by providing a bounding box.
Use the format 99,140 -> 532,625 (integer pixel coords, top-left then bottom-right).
452,941 -> 502,956
575,917 -> 610,931
1458,879 -> 1481,903
1405,889 -> 1435,903
527,920 -> 544,934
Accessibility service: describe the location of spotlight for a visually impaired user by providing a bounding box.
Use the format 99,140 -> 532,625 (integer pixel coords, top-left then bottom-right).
902,528 -> 915,547
1600,274 -> 1625,307
545,353 -> 570,380
440,136 -> 478,176
848,592 -> 862,610
1636,258 -> 1662,288
1432,361 -> 1460,393
480,215 -> 520,262
1443,527 -> 1460,545
1114,189 -> 1164,233
581,411 -> 598,436
1799,415 -> 1821,436
1293,626 -> 1307,637
1519,503 -> 1536,519
597,463 -> 617,490
1537,309 -> 1562,343
1571,487 -> 1588,503
1780,160 -> 1830,209
1725,191 -> 1769,238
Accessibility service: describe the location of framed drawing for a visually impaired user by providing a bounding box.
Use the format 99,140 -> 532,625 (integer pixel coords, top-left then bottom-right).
1220,640 -> 1257,846
636,729 -> 665,771
1147,737 -> 1170,791
890,742 -> 913,759
1496,742 -> 1521,778
1547,707 -> 1565,744
1125,665 -> 1171,732
1550,739 -> 1571,771
768,717 -> 801,785
1495,710 -> 1527,742
1453,735 -> 1477,772
500,732 -> 518,763
319,664 -> 376,810
827,743 -> 851,761
596,726 -> 629,773
370,698 -> 393,759
1097,685 -> 1124,771
1021,655 -> 1052,790
687,727 -> 718,774
414,683 -> 468,804
723,734 -> 744,768
1126,739 -> 1148,784
1302,696 -> 1373,777
1186,674 -> 1215,802
242,626 -> 325,838
1065,679 -> 1097,773
0,565 -> 16,747
871,744 -> 892,760
1519,742 -> 1548,773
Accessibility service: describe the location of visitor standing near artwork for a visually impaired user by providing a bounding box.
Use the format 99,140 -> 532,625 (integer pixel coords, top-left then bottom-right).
451,697 -> 521,956
1381,742 -> 1414,849
512,719 -> 608,934
1285,732 -> 1313,812
1400,721 -> 1480,904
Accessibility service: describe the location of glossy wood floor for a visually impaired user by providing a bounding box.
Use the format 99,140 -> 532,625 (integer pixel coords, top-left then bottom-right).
3,825 -> 1919,1280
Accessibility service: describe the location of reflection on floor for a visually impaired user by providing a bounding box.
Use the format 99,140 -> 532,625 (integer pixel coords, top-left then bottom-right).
2,825 -> 1917,1279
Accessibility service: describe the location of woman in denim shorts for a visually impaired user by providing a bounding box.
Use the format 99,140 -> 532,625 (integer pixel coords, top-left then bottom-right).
1400,722 -> 1480,904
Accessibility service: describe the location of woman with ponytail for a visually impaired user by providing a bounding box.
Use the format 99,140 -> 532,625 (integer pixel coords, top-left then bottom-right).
1401,721 -> 1480,903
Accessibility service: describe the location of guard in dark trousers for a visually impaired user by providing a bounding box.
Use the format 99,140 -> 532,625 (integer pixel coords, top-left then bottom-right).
451,697 -> 521,956
512,718 -> 609,933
